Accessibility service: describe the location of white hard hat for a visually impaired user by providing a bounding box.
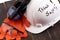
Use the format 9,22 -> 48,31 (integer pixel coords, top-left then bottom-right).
0,0 -> 10,3
25,0 -> 60,34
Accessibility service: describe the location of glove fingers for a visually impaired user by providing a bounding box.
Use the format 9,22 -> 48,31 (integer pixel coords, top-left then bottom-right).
21,15 -> 30,27
0,23 -> 21,40
4,18 -> 25,32
0,27 -> 6,39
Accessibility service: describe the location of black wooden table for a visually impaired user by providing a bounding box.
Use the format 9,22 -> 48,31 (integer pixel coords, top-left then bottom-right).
0,1 -> 60,40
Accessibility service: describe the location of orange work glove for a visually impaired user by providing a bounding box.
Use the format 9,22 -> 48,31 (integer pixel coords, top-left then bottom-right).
0,15 -> 30,40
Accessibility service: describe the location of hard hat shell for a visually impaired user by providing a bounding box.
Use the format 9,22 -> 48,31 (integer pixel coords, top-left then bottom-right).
25,0 -> 60,34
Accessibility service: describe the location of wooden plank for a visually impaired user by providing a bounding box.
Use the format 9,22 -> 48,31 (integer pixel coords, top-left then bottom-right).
22,31 -> 51,40
5,1 -> 15,10
47,21 -> 60,40
0,3 -> 7,25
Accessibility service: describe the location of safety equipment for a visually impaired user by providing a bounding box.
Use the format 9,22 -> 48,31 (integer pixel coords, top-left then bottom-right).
25,0 -> 60,34
0,15 -> 30,40
0,0 -> 30,40
0,0 -> 10,3
8,0 -> 30,20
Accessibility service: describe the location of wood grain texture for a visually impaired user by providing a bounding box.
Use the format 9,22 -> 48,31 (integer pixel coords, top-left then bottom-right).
0,1 -> 60,40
